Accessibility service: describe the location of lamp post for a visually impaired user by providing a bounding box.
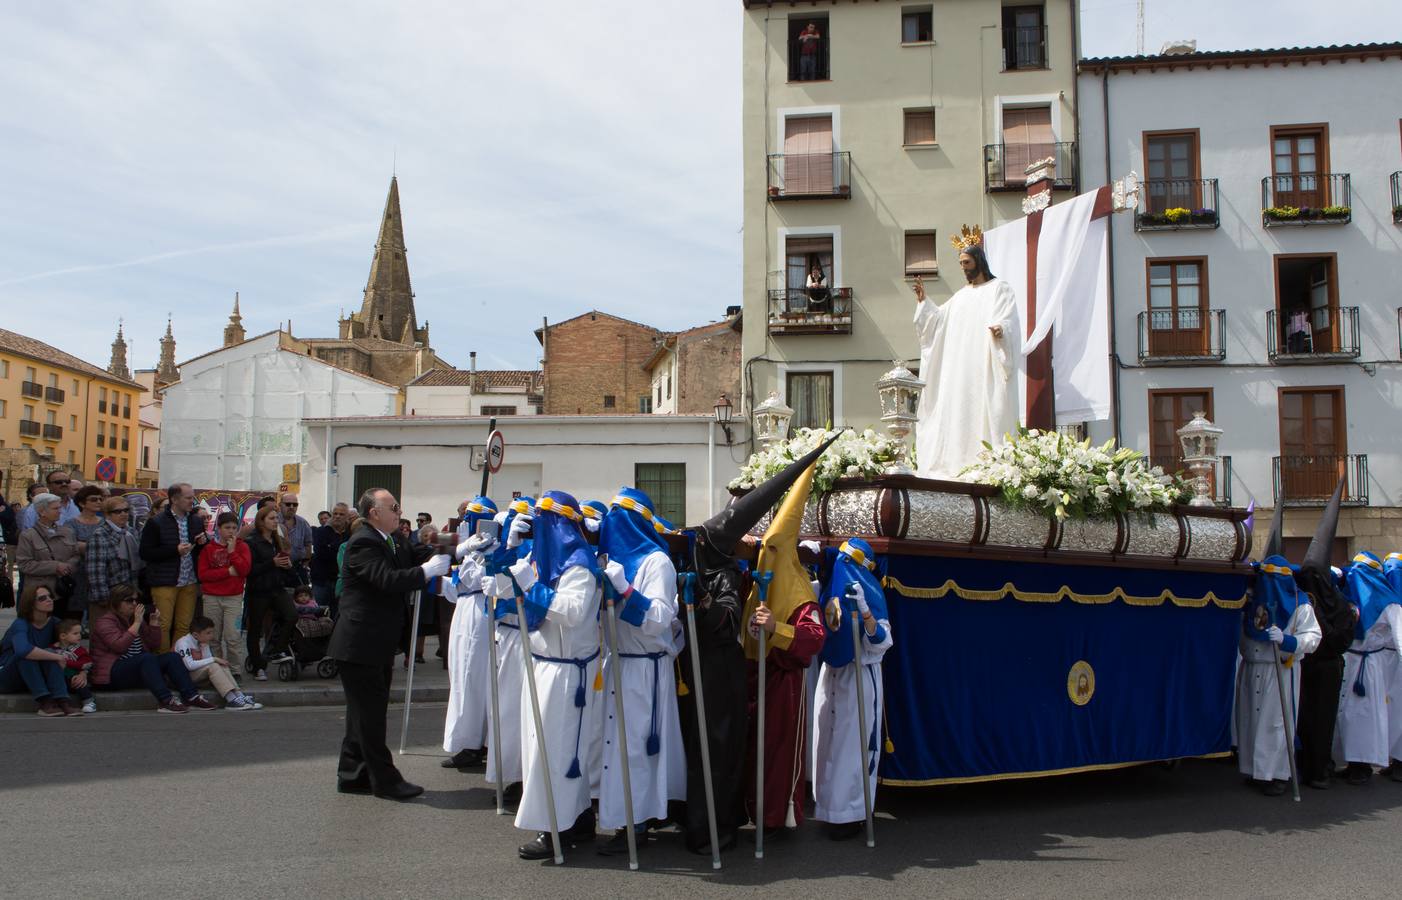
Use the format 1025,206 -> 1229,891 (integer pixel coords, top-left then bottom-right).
875,361 -> 923,475
713,393 -> 734,445
1176,411 -> 1224,507
752,391 -> 793,448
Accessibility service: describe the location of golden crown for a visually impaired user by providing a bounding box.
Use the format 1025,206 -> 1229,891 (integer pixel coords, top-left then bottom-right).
949,224 -> 984,252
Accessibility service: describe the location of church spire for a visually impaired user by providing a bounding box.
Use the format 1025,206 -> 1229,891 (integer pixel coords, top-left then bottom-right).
223,291 -> 246,347
107,320 -> 131,381
155,316 -> 179,387
357,175 -> 424,346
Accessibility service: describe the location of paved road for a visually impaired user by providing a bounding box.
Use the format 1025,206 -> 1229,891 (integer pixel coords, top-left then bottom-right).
6,704 -> 1402,899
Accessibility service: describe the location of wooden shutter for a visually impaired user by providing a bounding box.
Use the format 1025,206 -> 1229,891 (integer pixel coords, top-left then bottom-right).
905,233 -> 938,274
904,110 -> 936,145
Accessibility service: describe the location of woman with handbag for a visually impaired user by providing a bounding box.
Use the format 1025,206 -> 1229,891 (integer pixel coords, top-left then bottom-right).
16,493 -> 79,620
244,505 -> 298,681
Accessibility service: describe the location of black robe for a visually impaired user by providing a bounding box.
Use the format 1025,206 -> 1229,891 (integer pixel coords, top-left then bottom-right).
1296,569 -> 1357,781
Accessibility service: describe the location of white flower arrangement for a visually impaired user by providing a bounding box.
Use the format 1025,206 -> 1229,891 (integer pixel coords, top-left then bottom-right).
728,427 -> 913,495
960,428 -> 1189,521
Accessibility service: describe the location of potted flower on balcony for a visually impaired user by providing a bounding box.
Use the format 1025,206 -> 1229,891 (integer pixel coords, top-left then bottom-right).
1320,204 -> 1351,221
768,185 -> 781,198
1263,205 -> 1302,223
1163,207 -> 1191,224
1190,207 -> 1217,225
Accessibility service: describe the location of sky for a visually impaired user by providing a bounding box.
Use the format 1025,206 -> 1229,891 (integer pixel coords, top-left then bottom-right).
1,0 -> 1397,374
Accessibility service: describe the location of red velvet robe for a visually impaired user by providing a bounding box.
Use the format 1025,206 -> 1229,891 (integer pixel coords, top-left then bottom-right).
745,600 -> 826,829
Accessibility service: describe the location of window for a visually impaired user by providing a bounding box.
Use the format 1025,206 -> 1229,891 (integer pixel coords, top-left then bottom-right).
25,366 -> 36,381
1279,387 -> 1346,500
70,415 -> 77,430
479,405 -> 518,416
0,360 -> 8,377
45,410 -> 56,426
121,425 -> 130,451
788,15 -> 829,82
68,450 -> 75,464
98,386 -> 107,413
1001,106 -> 1054,180
352,464 -> 403,504
1149,390 -> 1213,475
782,115 -> 835,195
905,232 -> 939,275
1275,254 -> 1339,354
656,383 -> 662,406
96,432 -> 104,448
602,395 -> 616,409
1270,124 -> 1330,208
787,371 -> 834,430
22,404 -> 34,420
0,399 -> 5,416
666,374 -> 672,400
46,373 -> 57,388
639,396 -> 653,414
784,234 -> 835,313
902,6 -> 933,43
1146,258 -> 1208,356
1002,5 -> 1047,70
903,109 -> 937,146
635,463 -> 686,526
72,379 -> 79,394
1143,130 -> 1201,213
143,446 -> 150,468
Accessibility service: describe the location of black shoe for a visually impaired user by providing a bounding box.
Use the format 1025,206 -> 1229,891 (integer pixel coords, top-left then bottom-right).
1346,763 -> 1372,786
442,748 -> 486,769
336,778 -> 373,795
597,828 -> 648,856
827,821 -> 864,841
688,829 -> 737,856
1306,777 -> 1331,790
520,831 -> 573,860
374,781 -> 425,801
1389,762 -> 1402,783
1261,779 -> 1288,796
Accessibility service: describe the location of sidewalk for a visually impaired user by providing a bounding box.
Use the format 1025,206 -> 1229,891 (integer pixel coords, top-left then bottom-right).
0,603 -> 451,714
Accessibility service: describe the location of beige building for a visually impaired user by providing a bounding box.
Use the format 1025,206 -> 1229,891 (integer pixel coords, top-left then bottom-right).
740,0 -> 1079,433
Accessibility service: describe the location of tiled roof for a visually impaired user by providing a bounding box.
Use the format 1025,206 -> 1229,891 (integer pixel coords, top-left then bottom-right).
409,368 -> 541,389
533,310 -> 662,342
1081,42 -> 1402,71
0,328 -> 144,390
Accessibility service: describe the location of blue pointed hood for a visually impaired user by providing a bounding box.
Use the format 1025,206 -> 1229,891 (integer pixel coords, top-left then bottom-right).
1246,555 -> 1301,639
1385,553 -> 1402,596
460,496 -> 497,536
488,496 -> 533,572
521,491 -> 598,631
600,487 -> 669,582
819,538 -> 889,668
1345,551 -> 1399,638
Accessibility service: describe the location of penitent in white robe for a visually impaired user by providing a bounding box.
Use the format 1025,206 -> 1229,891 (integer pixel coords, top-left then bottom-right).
442,555 -> 495,754
1235,603 -> 1321,781
812,616 -> 893,824
598,551 -> 686,830
913,278 -> 1019,480
1334,605 -> 1402,768
486,569 -> 526,787
512,562 -> 603,834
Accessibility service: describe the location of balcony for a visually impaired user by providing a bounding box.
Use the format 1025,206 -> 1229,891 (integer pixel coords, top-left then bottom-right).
1135,179 -> 1220,231
1261,173 -> 1351,226
767,287 -> 853,335
1273,454 -> 1368,506
1266,307 -> 1360,362
1002,25 -> 1047,70
1137,309 -> 1226,364
41,424 -> 62,441
20,381 -> 43,399
19,419 -> 40,437
44,386 -> 65,404
1151,454 -> 1232,507
766,152 -> 852,201
1392,172 -> 1402,225
984,142 -> 1077,192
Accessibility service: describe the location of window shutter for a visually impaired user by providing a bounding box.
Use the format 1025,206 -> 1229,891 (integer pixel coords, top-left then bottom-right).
904,110 -> 936,145
905,233 -> 938,274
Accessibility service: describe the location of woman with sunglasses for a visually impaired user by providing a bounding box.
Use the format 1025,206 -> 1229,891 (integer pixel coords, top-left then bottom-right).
68,485 -> 107,617
0,584 -> 77,716
244,505 -> 298,681
85,496 -> 143,620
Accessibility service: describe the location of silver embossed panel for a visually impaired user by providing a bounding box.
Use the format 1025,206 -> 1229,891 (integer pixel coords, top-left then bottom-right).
824,490 -> 879,538
1057,516 -> 1120,554
746,498 -> 824,537
984,501 -> 1052,550
905,490 -> 977,544
1122,512 -> 1180,559
1183,515 -> 1238,562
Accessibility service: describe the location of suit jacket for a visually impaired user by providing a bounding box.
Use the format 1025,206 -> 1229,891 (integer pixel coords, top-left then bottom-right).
328,523 -> 432,666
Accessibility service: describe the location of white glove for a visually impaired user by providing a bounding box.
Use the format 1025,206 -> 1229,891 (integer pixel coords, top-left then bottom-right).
420,554 -> 452,580
506,513 -> 532,549
1266,625 -> 1285,645
457,533 -> 496,559
845,581 -> 870,616
441,575 -> 460,604
603,559 -> 630,595
583,516 -> 602,534
799,539 -> 821,555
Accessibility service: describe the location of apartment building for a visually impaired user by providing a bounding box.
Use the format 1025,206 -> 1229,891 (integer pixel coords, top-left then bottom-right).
740,0 -> 1080,431
1078,43 -> 1402,555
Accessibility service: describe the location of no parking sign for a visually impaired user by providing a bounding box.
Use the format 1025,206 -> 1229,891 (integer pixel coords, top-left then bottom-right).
94,457 -> 117,482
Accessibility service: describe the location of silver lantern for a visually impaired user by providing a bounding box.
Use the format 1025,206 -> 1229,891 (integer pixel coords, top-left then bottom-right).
875,361 -> 924,474
1176,411 -> 1224,507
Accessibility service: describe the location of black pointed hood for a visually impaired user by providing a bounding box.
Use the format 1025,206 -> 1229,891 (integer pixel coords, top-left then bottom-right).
694,432 -> 841,564
1301,479 -> 1345,574
1262,499 -> 1286,560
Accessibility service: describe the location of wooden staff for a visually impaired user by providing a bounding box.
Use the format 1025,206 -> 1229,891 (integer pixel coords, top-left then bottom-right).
599,554 -> 639,871
752,569 -> 774,860
681,572 -> 721,870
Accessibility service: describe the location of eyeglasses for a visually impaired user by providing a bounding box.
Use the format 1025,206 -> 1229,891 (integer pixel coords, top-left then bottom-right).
48,479 -> 70,486
377,503 -> 401,513
110,507 -> 131,514
283,502 -> 299,507
35,594 -> 54,603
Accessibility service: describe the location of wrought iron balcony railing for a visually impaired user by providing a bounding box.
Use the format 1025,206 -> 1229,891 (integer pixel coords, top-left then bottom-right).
1273,454 -> 1368,506
44,386 -> 65,403
18,419 -> 40,437
1150,454 -> 1232,506
1266,307 -> 1360,362
767,287 -> 853,335
1136,179 -> 1220,231
1261,173 -> 1351,226
42,424 -> 62,441
1392,171 -> 1402,225
1137,309 -> 1226,363
766,152 -> 852,200
20,381 -> 43,399
1002,25 -> 1047,70
984,142 -> 1076,192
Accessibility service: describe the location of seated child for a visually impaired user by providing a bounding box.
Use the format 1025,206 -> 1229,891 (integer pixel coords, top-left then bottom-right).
174,616 -> 263,710
292,584 -> 327,618
52,618 -> 96,714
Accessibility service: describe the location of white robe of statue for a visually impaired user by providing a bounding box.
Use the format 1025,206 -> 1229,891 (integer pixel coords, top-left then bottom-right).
442,555 -> 496,754
1234,603 -> 1321,781
913,277 -> 1020,480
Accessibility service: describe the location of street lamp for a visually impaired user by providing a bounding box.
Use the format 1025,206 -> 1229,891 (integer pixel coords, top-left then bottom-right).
752,391 -> 793,447
1176,411 -> 1224,507
713,393 -> 734,445
875,361 -> 923,474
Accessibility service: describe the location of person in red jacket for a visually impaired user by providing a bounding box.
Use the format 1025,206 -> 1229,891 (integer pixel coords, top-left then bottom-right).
197,512 -> 253,674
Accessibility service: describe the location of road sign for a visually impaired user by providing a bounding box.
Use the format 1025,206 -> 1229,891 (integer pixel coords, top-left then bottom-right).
94,457 -> 117,482
485,430 -> 506,474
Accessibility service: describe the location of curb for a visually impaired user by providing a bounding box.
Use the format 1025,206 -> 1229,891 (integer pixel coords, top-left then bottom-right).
0,684 -> 449,714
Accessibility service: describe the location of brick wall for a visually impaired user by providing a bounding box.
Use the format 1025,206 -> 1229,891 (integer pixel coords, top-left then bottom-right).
543,313 -> 660,415
675,322 -> 741,415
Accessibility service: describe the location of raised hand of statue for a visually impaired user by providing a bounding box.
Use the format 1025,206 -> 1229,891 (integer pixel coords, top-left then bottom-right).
911,275 -> 926,303
989,324 -> 1004,339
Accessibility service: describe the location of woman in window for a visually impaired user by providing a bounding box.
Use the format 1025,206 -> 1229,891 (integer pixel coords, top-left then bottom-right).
806,264 -> 829,311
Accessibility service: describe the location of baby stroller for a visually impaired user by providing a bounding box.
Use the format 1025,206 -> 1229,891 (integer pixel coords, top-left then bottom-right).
274,613 -> 338,682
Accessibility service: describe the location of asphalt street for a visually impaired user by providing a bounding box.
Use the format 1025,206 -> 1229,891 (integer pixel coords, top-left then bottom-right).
6,703 -> 1402,900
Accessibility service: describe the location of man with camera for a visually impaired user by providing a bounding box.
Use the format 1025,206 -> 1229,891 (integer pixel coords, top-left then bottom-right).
331,488 -> 452,801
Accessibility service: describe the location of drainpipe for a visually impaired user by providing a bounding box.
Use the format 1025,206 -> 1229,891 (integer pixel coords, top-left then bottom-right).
1102,66 -> 1122,445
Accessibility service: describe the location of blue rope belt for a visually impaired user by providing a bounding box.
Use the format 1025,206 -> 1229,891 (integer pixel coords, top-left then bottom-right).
618,650 -> 668,756
498,621 -> 519,631
532,648 -> 601,778
1347,647 -> 1385,697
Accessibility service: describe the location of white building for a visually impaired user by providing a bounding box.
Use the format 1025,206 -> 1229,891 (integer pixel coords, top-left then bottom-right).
299,414 -> 748,527
1078,43 -> 1402,557
160,330 -> 401,491
405,358 -> 542,417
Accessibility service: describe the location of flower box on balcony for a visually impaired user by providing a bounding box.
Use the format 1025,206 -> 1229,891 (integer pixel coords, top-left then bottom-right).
1263,205 -> 1351,225
1137,207 -> 1218,230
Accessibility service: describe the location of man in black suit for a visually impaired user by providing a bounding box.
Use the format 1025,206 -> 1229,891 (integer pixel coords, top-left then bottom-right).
331,488 -> 452,800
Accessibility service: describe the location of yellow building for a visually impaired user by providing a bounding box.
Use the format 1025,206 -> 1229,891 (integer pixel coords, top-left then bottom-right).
0,326 -> 145,487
